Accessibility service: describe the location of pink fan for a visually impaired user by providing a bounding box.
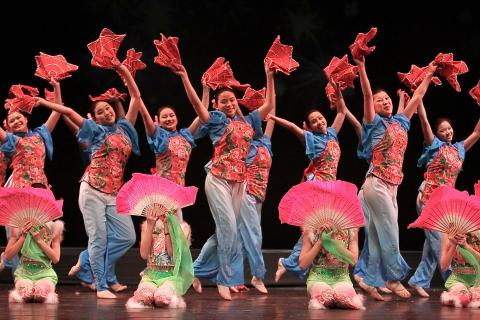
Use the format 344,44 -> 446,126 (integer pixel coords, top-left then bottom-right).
34,52 -> 78,81
237,87 -> 266,110
408,186 -> 480,235
475,181 -> 480,197
0,187 -> 63,228
279,180 -> 364,232
116,173 -> 198,216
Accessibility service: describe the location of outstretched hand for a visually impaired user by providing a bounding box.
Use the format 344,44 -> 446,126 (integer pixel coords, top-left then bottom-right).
449,233 -> 467,246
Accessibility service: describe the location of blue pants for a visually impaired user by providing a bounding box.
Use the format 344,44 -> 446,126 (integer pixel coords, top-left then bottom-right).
280,236 -> 309,280
408,192 -> 451,288
2,227 -> 20,276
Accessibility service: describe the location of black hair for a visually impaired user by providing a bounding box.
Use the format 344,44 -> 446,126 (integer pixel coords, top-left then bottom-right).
213,87 -> 237,103
304,108 -> 322,127
156,105 -> 177,117
434,117 -> 453,132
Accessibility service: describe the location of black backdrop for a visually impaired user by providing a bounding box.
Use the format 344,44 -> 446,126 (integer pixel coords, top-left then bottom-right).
2,0 -> 480,250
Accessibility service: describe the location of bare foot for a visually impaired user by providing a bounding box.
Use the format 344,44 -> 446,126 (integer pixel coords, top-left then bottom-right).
358,280 -> 385,301
110,283 -> 127,293
275,258 -> 286,283
97,290 -> 117,299
192,277 -> 202,294
217,285 -> 232,301
251,277 -> 268,294
80,282 -> 96,291
68,260 -> 81,277
408,283 -> 429,298
386,281 -> 411,299
378,287 -> 392,294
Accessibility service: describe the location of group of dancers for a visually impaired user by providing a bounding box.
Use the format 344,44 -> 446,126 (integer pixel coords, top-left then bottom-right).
1,27 -> 480,311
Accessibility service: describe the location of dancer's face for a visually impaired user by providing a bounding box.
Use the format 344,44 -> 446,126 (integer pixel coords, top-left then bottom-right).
436,120 -> 454,143
373,91 -> 393,117
158,107 -> 178,131
93,101 -> 116,125
215,90 -> 238,118
307,111 -> 327,134
6,111 -> 28,133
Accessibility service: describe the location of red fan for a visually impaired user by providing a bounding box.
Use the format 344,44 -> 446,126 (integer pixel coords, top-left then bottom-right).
121,48 -> 146,79
116,173 -> 198,216
87,28 -> 126,69
433,53 -> 468,92
34,52 -> 78,81
349,27 -> 378,60
475,181 -> 480,197
201,57 -> 250,91
44,89 -> 55,102
408,186 -> 480,235
397,64 -> 442,92
264,35 -> 299,75
153,33 -> 182,71
4,84 -> 39,114
237,87 -> 266,110
323,55 -> 358,89
89,88 -> 127,102
0,187 -> 63,228
470,81 -> 480,106
279,180 -> 365,232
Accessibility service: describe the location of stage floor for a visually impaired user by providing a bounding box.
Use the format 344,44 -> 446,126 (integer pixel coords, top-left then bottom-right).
0,285 -> 478,320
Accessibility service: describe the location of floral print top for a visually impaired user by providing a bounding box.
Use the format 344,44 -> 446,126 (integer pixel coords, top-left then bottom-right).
303,128 -> 340,182
147,220 -> 174,269
310,229 -> 351,270
246,136 -> 273,202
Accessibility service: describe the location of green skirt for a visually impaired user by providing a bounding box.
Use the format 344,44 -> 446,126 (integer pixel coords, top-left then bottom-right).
140,269 -> 175,289
15,262 -> 58,284
445,271 -> 477,290
306,266 -> 351,291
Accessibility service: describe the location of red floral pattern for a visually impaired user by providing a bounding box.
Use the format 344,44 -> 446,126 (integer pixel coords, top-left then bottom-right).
370,122 -> 408,185
303,140 -> 340,182
452,233 -> 480,269
153,135 -> 192,186
421,145 -> 463,203
84,131 -> 132,194
210,120 -> 254,182
312,229 -> 350,269
246,146 -> 272,202
10,135 -> 48,188
147,220 -> 173,267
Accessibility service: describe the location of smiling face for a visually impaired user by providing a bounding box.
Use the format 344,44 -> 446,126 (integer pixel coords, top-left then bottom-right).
214,89 -> 238,118
6,111 -> 28,133
92,101 -> 116,125
373,90 -> 393,117
436,119 -> 454,143
158,107 -> 178,131
306,111 -> 327,134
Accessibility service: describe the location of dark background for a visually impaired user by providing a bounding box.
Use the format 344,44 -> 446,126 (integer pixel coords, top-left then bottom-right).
2,0 -> 479,250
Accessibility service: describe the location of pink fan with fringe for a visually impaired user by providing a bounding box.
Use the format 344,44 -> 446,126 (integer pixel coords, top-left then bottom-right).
433,53 -> 468,92
34,52 -> 78,81
349,27 -> 378,60
237,87 -> 266,110
408,186 -> 480,235
89,88 -> 127,102
87,28 -> 126,69
278,180 -> 365,232
116,173 -> 198,216
264,35 -> 299,75
0,187 -> 63,228
398,64 -> 442,92
153,34 -> 182,71
201,57 -> 250,91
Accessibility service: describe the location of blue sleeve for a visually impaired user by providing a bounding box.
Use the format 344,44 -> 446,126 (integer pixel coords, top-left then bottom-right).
357,115 -> 383,161
147,126 -> 169,155
117,119 -> 140,156
245,110 -> 263,138
193,111 -> 228,143
179,128 -> 196,149
0,134 -> 18,159
456,141 -> 466,161
33,124 -> 54,160
259,135 -> 273,157
394,113 -> 411,132
305,128 -> 337,161
417,137 -> 444,167
77,119 -> 102,150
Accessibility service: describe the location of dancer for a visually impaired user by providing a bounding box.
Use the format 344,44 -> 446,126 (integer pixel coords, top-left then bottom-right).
33,63 -> 140,299
191,65 -> 275,300
299,225 -> 364,309
5,217 -> 64,304
353,55 -> 437,300
408,101 -> 480,297
270,81 -> 348,282
126,206 -> 193,309
440,232 -> 480,308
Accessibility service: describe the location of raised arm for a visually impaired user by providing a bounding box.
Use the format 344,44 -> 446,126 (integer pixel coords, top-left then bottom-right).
264,105 -> 276,139
440,234 -> 462,272
464,116 -> 480,151
417,100 -> 435,145
44,80 -> 62,133
115,64 -> 140,124
330,81 -> 347,134
345,108 -> 362,141
402,63 -> 437,119
256,67 -> 276,120
138,99 -> 156,136
187,117 -> 202,136
174,65 -> 210,123
201,83 -> 210,110
35,98 -> 84,128
354,57 -> 375,123
268,114 -> 305,143
298,232 -> 322,270
0,126 -> 7,143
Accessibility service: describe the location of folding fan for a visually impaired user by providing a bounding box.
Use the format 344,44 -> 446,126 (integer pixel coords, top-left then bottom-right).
0,187 -> 63,228
475,180 -> 480,197
278,180 -> 365,232
116,173 -> 198,216
408,186 -> 480,235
